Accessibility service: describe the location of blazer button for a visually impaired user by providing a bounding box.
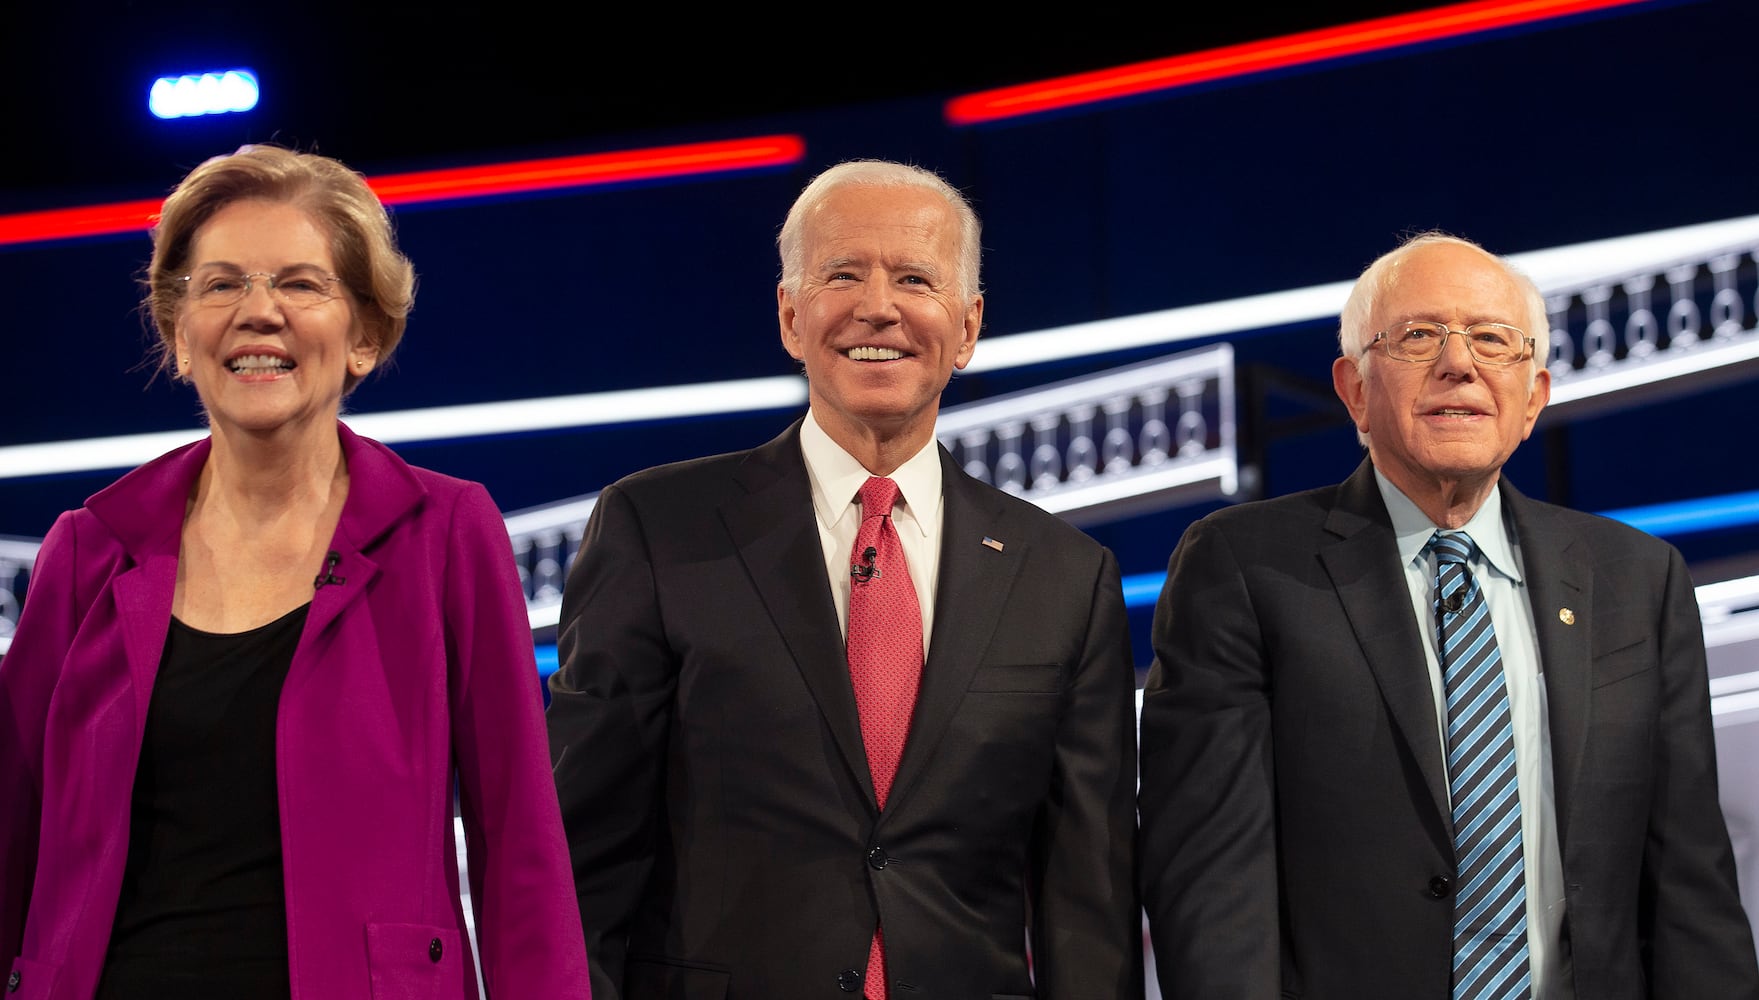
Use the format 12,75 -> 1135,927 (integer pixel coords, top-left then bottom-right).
867,847 -> 890,870
7,970 -> 19,992
429,937 -> 444,962
1428,875 -> 1453,898
837,968 -> 863,992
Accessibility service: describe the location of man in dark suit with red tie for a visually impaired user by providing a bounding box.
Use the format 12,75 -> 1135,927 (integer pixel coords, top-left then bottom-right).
1137,233 -> 1759,998
546,159 -> 1142,999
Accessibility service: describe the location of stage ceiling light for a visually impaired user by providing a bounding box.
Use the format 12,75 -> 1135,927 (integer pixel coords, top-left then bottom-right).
148,69 -> 258,119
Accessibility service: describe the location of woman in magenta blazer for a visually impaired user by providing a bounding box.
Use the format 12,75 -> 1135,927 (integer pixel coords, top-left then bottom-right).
0,145 -> 589,999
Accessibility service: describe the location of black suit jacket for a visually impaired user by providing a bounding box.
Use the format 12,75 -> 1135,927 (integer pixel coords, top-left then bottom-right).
1137,460 -> 1758,999
548,420 -> 1142,1000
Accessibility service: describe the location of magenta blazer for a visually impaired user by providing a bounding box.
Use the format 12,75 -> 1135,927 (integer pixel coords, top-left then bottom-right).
0,423 -> 589,999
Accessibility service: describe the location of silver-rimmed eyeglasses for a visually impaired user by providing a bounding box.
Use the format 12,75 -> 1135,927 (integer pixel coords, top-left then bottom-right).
177,266 -> 343,309
1365,321 -> 1534,366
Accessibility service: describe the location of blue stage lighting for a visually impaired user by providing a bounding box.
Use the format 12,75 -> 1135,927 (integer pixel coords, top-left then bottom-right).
148,69 -> 258,119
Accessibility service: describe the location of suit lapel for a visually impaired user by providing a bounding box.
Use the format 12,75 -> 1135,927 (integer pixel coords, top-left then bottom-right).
720,424 -> 875,804
1319,462 -> 1452,831
299,547 -> 378,651
294,426 -> 412,672
113,551 -> 176,731
85,424 -> 420,725
247,424 -> 418,708
1503,481 -> 1589,847
885,450 -> 1020,815
85,437 -> 207,732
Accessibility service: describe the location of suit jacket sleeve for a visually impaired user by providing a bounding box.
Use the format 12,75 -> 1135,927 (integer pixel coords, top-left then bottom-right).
1642,543 -> 1759,995
1137,514 -> 1281,998
0,513 -> 83,964
1028,545 -> 1144,999
442,482 -> 591,997
547,482 -> 672,1000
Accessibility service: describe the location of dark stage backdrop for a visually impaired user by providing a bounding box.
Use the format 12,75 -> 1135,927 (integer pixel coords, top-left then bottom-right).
6,1 -> 1756,587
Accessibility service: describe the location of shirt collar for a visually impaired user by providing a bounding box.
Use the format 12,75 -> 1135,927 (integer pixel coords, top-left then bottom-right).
800,409 -> 943,538
1373,467 -> 1522,584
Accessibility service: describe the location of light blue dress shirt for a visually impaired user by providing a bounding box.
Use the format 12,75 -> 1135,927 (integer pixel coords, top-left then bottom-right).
1376,470 -> 1574,1000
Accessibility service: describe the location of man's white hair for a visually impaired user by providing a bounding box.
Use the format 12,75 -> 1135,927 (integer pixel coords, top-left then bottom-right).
777,159 -> 982,303
1337,231 -> 1550,375
1337,232 -> 1551,446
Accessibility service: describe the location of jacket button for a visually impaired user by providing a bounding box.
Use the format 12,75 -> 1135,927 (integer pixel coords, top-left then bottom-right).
429,937 -> 444,962
837,968 -> 862,992
7,970 -> 19,992
1428,875 -> 1452,898
867,847 -> 890,870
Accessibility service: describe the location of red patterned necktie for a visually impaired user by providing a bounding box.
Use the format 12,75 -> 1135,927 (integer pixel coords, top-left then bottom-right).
846,476 -> 923,1000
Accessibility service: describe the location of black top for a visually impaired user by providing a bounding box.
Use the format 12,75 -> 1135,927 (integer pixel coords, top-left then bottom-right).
95,602 -> 309,1000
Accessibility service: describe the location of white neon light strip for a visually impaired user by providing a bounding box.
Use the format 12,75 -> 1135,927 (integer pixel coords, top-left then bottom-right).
1706,614 -> 1759,649
1712,673 -> 1759,723
1547,334 -> 1759,407
347,376 -> 806,444
1700,574 -> 1759,617
1033,455 -> 1241,515
962,285 -> 1350,372
502,497 -> 599,538
530,599 -> 563,631
1514,214 -> 1759,291
0,538 -> 49,561
966,213 -> 1759,372
0,377 -> 808,480
5,212 -> 1759,481
1713,694 -> 1759,721
1,429 -> 209,481
1711,671 -> 1759,698
943,344 -> 1233,426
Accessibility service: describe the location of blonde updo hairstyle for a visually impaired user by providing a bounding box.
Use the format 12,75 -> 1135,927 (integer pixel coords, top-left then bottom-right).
146,144 -> 415,396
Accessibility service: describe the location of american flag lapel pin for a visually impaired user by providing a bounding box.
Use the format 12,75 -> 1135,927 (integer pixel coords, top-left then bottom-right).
981,536 -> 1004,552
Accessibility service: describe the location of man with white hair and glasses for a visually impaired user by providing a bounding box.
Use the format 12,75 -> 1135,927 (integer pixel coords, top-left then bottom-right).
1138,232 -> 1758,998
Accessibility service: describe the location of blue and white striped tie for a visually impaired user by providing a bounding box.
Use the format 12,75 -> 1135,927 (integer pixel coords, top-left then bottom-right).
1429,531 -> 1531,1000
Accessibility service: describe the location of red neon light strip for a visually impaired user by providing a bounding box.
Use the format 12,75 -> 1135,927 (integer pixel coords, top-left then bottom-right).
946,0 -> 1652,124
0,134 -> 806,248
366,134 -> 806,205
0,199 -> 169,247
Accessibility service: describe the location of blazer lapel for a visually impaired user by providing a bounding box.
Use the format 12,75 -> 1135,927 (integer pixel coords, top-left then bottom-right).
112,551 -> 176,730
884,450 -> 1019,815
1503,481 -> 1590,847
83,424 -> 421,722
719,424 -> 875,804
300,547 -> 378,650
1319,462 -> 1452,832
295,425 -> 414,662
85,437 -> 209,731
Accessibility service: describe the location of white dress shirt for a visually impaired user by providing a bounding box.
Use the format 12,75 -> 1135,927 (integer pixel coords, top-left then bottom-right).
799,410 -> 943,652
1376,470 -> 1574,1000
